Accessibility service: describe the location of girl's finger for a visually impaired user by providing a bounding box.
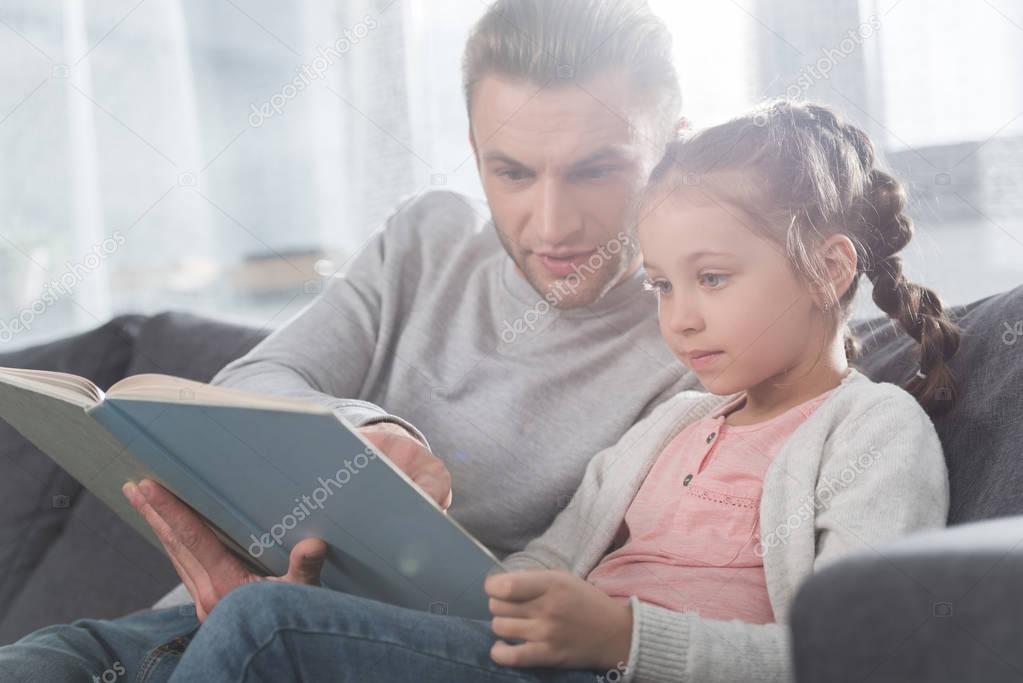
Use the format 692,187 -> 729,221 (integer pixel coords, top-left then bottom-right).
490,639 -> 556,668
484,570 -> 552,602
488,597 -> 533,618
489,616 -> 535,641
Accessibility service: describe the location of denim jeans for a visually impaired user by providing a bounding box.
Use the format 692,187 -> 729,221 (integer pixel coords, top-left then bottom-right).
0,582 -> 617,682
0,602 -> 200,682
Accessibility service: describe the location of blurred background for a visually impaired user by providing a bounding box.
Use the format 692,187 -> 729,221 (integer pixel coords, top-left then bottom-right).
1,0 -> 1020,351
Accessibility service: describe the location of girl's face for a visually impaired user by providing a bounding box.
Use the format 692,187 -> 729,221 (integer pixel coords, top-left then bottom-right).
638,192 -> 829,396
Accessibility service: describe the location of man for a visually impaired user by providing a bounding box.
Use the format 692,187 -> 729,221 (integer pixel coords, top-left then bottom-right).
0,1 -> 698,679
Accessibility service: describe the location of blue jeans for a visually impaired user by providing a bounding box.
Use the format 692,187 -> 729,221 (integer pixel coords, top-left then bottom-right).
0,602 -> 201,682
0,583 -> 615,682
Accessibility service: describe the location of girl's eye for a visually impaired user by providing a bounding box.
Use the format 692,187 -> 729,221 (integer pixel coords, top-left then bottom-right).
699,272 -> 729,289
642,278 -> 672,296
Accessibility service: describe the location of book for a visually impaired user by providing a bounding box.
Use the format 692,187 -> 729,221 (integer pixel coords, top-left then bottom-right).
0,367 -> 506,619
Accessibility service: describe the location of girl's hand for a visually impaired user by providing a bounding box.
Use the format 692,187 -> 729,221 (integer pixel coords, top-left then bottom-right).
484,569 -> 633,671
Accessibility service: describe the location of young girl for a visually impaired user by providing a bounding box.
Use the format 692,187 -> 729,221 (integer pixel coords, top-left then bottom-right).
164,100 -> 960,683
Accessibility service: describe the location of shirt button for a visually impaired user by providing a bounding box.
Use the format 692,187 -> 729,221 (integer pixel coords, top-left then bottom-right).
683,473 -> 693,486
706,432 -> 716,444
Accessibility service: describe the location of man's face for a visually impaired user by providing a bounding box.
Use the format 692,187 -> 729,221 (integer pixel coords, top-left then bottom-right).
470,71 -> 664,309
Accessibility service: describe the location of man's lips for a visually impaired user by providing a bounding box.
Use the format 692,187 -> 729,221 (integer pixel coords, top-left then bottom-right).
535,249 -> 598,277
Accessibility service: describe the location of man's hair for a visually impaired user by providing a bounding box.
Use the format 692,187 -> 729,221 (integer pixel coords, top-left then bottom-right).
462,0 -> 682,143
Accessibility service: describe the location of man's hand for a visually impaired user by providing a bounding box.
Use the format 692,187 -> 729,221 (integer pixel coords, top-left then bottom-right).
122,479 -> 326,623
485,569 -> 633,672
121,421 -> 450,622
359,421 -> 452,510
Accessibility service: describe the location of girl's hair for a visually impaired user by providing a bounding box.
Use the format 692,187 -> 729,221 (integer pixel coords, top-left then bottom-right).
646,100 -> 961,417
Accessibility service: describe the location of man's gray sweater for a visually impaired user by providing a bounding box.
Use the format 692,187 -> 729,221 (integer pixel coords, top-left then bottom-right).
211,190 -> 699,557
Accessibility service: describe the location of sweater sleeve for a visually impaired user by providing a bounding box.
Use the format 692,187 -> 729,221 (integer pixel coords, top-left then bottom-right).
499,436 -> 627,573
209,202 -> 429,449
620,391 -> 949,683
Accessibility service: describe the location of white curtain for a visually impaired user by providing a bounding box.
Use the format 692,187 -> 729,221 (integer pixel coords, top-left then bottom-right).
0,0 -> 489,350
1,0 -> 1020,351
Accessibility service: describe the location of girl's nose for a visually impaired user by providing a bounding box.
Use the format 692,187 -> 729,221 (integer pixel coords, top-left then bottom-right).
664,295 -> 704,335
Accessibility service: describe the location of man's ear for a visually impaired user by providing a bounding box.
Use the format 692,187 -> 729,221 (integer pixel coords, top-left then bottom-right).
674,116 -> 692,139
814,234 -> 858,307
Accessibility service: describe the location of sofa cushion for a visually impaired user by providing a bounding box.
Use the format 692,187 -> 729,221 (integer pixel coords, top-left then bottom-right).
0,314 -> 143,638
0,490 -> 182,643
125,311 -> 268,381
851,284 -> 1023,524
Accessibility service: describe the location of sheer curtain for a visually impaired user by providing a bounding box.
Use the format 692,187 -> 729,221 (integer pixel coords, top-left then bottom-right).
1,0 -> 1020,352
0,0 -> 489,351
653,0 -> 1023,319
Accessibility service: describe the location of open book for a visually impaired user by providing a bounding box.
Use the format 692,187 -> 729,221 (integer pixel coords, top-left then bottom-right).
0,368 -> 505,619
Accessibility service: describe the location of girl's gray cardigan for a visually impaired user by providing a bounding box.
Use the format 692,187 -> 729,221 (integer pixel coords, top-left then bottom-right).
501,367 -> 950,683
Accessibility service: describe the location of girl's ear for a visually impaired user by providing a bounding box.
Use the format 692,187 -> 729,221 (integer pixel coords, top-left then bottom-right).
813,234 -> 858,308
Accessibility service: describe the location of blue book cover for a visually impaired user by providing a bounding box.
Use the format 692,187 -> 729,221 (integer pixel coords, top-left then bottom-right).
0,369 -> 505,620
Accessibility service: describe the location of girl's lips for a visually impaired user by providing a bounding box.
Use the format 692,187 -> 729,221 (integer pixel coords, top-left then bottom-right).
686,351 -> 724,370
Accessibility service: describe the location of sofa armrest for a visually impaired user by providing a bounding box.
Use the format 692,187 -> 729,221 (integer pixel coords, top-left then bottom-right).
790,516 -> 1023,682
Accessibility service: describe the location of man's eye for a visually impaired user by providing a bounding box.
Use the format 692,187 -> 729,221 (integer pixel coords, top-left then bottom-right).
575,166 -> 616,181
496,168 -> 531,181
699,272 -> 729,288
642,278 -> 672,295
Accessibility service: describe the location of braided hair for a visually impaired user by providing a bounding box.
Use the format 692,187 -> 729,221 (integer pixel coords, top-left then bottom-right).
646,100 -> 961,417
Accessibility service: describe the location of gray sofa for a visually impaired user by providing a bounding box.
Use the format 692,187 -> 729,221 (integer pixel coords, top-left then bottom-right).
0,286 -> 1021,681
792,283 -> 1023,681
0,313 -> 269,642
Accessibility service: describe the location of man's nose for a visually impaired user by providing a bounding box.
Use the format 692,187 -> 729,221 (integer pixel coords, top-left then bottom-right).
534,177 -> 583,245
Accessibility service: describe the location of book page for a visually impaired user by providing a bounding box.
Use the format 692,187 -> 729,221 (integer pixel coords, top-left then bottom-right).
107,374 -> 329,414
0,367 -> 101,406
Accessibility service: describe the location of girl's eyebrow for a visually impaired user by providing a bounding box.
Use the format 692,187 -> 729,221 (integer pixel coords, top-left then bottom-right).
644,250 -> 738,273
677,249 -> 736,265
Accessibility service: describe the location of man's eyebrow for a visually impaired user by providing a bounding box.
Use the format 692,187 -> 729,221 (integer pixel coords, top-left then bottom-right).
481,151 -> 528,166
572,146 -> 633,167
481,146 -> 634,171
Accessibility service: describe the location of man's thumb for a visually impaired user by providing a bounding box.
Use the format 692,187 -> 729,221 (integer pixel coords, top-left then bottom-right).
285,537 -> 328,585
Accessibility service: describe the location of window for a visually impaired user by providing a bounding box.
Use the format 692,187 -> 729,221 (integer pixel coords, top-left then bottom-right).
1,0 -> 1019,350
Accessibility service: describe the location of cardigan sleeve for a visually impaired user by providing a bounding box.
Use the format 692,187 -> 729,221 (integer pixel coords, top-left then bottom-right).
620,390 -> 950,683
624,601 -> 793,683
810,393 -> 950,569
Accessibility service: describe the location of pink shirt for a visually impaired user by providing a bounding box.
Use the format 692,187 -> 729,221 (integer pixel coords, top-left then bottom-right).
586,389 -> 834,624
